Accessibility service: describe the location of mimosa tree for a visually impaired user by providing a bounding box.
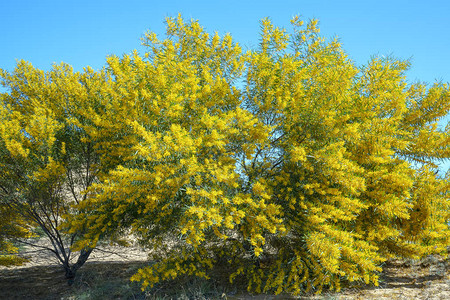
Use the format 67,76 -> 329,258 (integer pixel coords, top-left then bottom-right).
68,15 -> 449,294
0,62 -> 100,281
2,15 -> 449,295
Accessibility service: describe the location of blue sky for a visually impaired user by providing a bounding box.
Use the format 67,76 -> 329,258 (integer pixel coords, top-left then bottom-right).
1,0 -> 449,82
1,0 -> 449,171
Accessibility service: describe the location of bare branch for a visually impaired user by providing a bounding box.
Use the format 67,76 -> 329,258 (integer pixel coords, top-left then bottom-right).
15,239 -> 59,256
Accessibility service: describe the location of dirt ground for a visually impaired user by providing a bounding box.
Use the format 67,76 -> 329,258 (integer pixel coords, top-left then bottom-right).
0,244 -> 449,299
304,256 -> 450,300
0,243 -> 150,299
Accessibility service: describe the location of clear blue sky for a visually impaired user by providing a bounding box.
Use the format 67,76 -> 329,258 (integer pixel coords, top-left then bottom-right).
1,0 -> 449,171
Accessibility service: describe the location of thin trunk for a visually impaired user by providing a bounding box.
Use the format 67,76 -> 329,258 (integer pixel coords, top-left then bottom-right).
63,248 -> 93,285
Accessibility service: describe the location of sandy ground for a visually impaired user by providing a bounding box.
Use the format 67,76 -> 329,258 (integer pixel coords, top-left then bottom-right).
306,257 -> 450,300
1,241 -> 449,299
0,239 -> 150,269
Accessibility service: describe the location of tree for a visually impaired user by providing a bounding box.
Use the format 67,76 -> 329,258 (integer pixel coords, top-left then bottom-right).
67,15 -> 449,294
4,15 -> 449,295
0,61 -> 100,281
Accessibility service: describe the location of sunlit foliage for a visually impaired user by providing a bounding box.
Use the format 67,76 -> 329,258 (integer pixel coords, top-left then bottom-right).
0,62 -> 98,279
2,15 -> 449,294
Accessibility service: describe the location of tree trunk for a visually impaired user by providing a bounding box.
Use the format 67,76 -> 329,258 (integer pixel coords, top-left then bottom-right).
64,248 -> 93,285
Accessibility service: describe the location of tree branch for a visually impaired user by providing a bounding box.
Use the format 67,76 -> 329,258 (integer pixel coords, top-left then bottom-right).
15,239 -> 59,256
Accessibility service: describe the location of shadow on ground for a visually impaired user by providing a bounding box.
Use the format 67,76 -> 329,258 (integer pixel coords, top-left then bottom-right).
0,254 -> 448,299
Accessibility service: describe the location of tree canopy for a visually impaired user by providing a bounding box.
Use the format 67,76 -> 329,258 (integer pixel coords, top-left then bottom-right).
0,62 -> 99,280
1,15 -> 449,295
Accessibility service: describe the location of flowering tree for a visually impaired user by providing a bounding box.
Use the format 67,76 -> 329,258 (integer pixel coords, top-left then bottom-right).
0,62 -> 100,281
66,16 -> 449,294
2,15 -> 449,295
